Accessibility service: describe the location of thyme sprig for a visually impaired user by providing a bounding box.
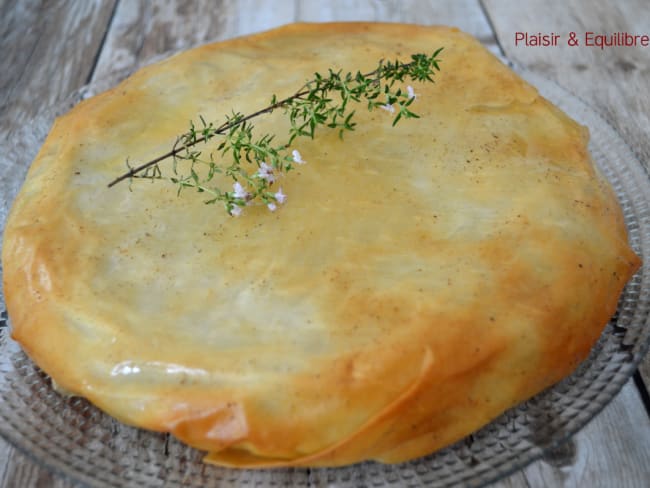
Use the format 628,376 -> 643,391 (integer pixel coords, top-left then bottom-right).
108,49 -> 443,215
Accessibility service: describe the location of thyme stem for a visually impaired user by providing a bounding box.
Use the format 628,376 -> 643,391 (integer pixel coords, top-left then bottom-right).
107,94 -> 303,188
108,50 -> 443,215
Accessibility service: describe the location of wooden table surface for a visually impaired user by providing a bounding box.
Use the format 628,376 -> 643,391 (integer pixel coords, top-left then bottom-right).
1,1 -> 649,486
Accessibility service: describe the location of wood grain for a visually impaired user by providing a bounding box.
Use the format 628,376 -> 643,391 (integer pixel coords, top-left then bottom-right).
0,0 -> 117,134
297,0 -> 499,52
521,380 -> 650,487
481,0 -> 650,390
91,0 -> 299,82
0,0 -> 648,487
92,0 -> 500,83
0,1 -> 115,485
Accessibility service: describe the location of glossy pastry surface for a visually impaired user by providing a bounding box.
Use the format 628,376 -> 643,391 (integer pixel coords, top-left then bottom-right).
2,23 -> 640,467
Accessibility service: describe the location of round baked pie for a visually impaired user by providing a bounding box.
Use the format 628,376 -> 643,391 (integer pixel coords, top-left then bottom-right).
2,23 -> 641,467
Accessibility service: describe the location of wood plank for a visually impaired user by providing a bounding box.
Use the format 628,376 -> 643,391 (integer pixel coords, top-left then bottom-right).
481,0 -> 650,163
91,0 -> 501,84
91,0 -> 298,82
518,380 -> 650,487
0,0 -> 115,486
0,0 -> 117,134
481,0 -> 650,390
296,0 -> 501,54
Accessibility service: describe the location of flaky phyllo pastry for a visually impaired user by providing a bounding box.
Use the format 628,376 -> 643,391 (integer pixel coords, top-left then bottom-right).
2,23 -> 641,467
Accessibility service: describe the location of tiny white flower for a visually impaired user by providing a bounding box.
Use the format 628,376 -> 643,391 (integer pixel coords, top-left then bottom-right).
274,188 -> 287,204
407,85 -> 417,100
230,205 -> 242,217
267,202 -> 277,212
233,182 -> 248,199
256,162 -> 275,183
380,103 -> 395,114
292,149 -> 306,164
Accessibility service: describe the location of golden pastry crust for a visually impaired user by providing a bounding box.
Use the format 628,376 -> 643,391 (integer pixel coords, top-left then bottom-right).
2,23 -> 641,467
